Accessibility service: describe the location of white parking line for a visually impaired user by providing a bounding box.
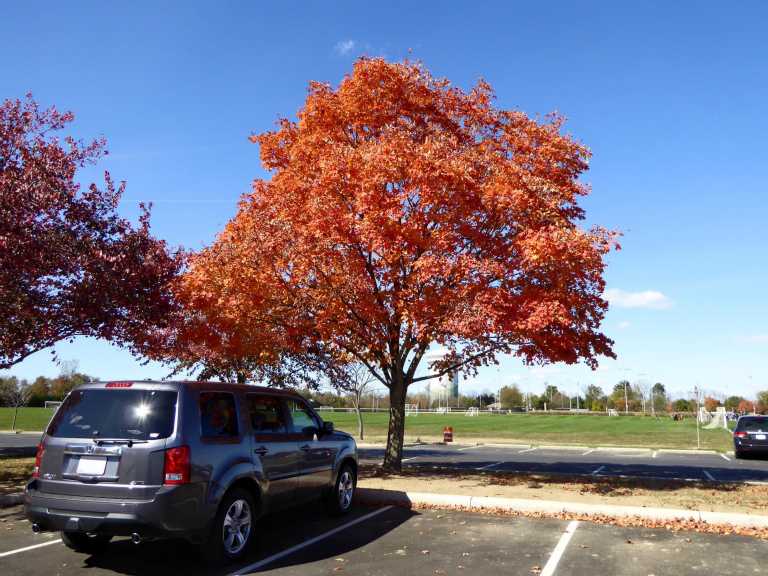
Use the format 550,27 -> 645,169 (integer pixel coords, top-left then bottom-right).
590,466 -> 605,475
652,452 -> 658,458
704,470 -> 716,481
518,448 -> 537,453
401,457 -> 418,462
228,506 -> 393,576
582,450 -> 594,456
721,454 -> 731,461
0,538 -> 62,558
458,446 -> 481,451
541,521 -> 579,576
477,461 -> 504,470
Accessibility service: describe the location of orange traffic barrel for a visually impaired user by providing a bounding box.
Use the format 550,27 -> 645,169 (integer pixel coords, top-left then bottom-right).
444,426 -> 453,442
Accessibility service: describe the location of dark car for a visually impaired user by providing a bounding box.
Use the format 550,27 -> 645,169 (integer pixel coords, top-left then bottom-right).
733,415 -> 768,459
25,381 -> 357,564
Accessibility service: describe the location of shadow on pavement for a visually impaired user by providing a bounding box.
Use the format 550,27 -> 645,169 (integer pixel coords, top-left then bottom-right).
80,502 -> 412,576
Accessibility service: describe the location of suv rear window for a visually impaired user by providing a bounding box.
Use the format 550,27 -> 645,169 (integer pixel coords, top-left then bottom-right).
47,389 -> 177,440
739,418 -> 767,431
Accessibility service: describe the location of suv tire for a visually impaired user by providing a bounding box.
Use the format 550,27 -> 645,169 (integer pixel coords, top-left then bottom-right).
327,463 -> 355,516
201,488 -> 255,565
60,531 -> 113,554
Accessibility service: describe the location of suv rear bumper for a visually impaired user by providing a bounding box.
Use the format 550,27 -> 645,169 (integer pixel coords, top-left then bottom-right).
24,479 -> 214,542
734,440 -> 768,453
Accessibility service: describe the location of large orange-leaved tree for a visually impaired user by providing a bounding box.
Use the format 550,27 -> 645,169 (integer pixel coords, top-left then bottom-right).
176,58 -> 619,471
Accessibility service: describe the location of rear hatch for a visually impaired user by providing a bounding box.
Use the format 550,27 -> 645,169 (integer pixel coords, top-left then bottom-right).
37,381 -> 179,501
736,417 -> 768,449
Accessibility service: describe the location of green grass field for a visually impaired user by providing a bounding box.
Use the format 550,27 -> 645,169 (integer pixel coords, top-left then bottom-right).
326,411 -> 736,452
1,407 -> 735,452
0,407 -> 58,432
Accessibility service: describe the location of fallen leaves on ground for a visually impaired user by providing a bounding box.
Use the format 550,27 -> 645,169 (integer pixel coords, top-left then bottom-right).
358,499 -> 768,539
359,464 -> 768,514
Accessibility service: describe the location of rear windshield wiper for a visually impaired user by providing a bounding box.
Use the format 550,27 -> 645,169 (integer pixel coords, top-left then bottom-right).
92,438 -> 148,447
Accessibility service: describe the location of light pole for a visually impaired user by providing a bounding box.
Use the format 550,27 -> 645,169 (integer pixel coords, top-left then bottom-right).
576,382 -> 580,411
621,368 -> 630,414
640,373 -> 653,414
694,386 -> 701,448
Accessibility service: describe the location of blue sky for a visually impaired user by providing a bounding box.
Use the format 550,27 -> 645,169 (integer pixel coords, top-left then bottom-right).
2,1 -> 766,401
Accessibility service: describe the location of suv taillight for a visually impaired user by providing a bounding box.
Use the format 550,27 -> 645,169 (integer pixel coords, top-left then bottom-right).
33,444 -> 43,477
734,431 -> 748,437
164,446 -> 190,484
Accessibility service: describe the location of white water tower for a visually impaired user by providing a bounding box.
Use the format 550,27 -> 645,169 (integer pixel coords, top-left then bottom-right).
426,349 -> 459,402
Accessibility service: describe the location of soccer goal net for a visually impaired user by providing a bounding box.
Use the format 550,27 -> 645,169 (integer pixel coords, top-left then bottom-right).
704,407 -> 727,430
465,407 -> 479,417
608,409 -> 619,417
44,401 -> 62,410
405,403 -> 419,417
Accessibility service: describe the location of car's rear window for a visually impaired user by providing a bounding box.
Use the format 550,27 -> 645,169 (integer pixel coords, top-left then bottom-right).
47,389 -> 177,440
739,418 -> 768,432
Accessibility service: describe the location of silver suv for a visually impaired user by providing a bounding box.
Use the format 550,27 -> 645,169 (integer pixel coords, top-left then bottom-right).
25,380 -> 358,564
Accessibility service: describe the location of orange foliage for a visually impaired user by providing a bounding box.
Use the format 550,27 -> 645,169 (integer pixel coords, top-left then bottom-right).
737,401 -> 756,414
176,58 -> 620,469
703,397 -> 721,412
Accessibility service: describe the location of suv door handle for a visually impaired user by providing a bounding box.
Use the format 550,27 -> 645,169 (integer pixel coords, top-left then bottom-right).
300,444 -> 311,452
254,446 -> 269,456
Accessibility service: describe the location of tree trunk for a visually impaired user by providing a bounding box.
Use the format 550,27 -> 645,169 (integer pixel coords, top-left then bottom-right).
12,406 -> 18,430
382,375 -> 407,472
355,390 -> 365,441
356,405 -> 364,441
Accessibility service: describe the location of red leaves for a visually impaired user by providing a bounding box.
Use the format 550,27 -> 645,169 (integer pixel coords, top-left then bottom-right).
0,95 -> 183,370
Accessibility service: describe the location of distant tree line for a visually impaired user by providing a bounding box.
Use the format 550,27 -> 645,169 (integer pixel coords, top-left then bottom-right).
3,365 -> 767,419
0,361 -> 96,408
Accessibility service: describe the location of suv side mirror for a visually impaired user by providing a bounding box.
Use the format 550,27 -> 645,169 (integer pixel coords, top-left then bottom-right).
322,421 -> 334,434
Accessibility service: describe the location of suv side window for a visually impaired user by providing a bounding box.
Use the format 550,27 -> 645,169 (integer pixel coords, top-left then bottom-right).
200,392 -> 240,437
245,394 -> 287,434
287,398 -> 321,434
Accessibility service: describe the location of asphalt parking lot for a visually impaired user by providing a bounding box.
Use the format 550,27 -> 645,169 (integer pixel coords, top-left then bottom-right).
359,443 -> 768,484
3,499 -> 768,576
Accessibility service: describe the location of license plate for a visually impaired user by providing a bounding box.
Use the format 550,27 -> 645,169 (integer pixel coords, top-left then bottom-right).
77,457 -> 107,475
756,434 -> 766,440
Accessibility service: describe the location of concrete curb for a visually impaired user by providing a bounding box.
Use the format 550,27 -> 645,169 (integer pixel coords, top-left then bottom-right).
0,493 -> 24,507
538,445 -> 591,451
595,447 -> 652,453
480,444 -> 532,450
355,488 -> 768,529
657,449 -> 718,455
